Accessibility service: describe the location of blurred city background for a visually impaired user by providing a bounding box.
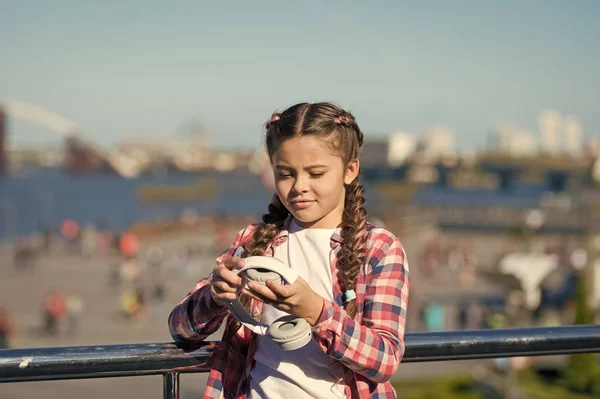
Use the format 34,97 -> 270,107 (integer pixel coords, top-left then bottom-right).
1,1 -> 600,398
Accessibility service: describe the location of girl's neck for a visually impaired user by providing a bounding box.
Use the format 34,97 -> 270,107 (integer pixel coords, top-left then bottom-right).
292,217 -> 340,231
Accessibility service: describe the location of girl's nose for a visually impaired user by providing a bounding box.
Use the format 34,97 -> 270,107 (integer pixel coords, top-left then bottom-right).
292,176 -> 309,193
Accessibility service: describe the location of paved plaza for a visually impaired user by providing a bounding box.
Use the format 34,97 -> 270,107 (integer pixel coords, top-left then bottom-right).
0,234 -> 485,398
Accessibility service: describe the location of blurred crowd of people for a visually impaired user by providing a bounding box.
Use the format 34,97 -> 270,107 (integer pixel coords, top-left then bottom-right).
1,213 -> 592,350
419,230 -> 479,281
412,228 -> 585,334
2,215 -> 237,347
41,290 -> 84,336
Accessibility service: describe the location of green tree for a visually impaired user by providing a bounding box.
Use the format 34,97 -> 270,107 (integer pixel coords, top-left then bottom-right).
563,273 -> 599,394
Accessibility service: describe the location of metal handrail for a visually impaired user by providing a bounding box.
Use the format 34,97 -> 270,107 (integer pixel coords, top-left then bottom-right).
2,325 -> 600,398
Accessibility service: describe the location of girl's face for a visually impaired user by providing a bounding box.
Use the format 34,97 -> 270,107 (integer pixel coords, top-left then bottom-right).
271,135 -> 359,229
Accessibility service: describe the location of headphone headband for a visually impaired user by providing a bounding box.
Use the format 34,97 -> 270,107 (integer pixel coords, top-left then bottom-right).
225,256 -> 312,350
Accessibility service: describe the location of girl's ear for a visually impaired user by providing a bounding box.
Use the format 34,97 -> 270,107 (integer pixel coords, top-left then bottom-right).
344,158 -> 360,185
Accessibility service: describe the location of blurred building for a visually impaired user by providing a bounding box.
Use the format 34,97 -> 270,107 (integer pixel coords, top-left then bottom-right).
490,122 -> 537,157
0,106 -> 6,174
563,116 -> 583,157
387,132 -> 416,167
538,109 -> 562,155
586,136 -> 600,160
8,147 -> 65,169
361,138 -> 389,167
420,126 -> 455,161
511,129 -> 537,157
212,150 -> 254,172
117,135 -> 212,174
64,135 -> 107,174
489,121 -> 512,152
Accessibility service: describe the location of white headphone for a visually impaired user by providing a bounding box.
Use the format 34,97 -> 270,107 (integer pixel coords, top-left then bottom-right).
225,256 -> 312,351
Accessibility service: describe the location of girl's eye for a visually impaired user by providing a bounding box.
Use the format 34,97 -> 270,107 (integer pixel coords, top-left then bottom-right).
277,173 -> 291,179
310,173 -> 324,178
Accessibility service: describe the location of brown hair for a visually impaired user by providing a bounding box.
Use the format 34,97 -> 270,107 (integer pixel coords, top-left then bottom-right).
222,102 -> 367,352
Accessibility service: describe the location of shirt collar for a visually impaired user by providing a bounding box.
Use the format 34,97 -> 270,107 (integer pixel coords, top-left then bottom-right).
273,214 -> 343,248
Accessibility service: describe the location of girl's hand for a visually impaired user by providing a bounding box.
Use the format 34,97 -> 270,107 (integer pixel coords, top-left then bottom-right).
243,277 -> 324,326
209,257 -> 245,307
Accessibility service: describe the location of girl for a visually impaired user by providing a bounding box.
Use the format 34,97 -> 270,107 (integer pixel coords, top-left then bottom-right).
169,102 -> 410,399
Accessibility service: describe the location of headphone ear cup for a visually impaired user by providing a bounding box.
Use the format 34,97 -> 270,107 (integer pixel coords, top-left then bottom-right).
268,315 -> 312,351
244,268 -> 283,287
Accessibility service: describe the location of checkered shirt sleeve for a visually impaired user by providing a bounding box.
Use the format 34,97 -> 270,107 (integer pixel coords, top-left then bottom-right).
168,227 -> 248,344
312,230 -> 410,383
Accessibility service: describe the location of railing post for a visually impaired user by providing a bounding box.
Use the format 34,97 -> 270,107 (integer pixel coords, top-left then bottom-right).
163,372 -> 179,399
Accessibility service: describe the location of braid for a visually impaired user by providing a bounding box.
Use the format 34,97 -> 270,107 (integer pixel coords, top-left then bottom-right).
221,194 -> 289,352
333,112 -> 364,148
244,194 -> 289,256
337,178 -> 368,318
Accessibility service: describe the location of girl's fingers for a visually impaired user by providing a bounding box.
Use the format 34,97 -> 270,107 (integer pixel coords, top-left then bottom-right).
214,267 -> 242,286
212,281 -> 238,294
265,280 -> 295,297
242,288 -> 282,306
245,282 -> 288,302
213,291 -> 237,301
210,286 -> 237,306
222,257 -> 245,270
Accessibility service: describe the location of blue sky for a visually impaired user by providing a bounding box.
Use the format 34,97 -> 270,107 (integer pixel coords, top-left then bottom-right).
1,0 -> 599,150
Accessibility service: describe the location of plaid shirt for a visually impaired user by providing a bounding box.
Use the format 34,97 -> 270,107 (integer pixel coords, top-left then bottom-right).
169,216 -> 410,398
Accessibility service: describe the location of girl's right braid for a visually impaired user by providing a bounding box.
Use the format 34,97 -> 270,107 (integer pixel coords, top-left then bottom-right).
244,194 -> 289,256
221,194 -> 289,353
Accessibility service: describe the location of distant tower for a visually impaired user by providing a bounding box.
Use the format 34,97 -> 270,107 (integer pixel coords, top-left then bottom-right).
0,106 -> 6,174
563,116 -> 583,157
538,109 -> 562,155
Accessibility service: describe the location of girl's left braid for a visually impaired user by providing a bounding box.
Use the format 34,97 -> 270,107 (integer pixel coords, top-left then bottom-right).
339,176 -> 368,318
333,111 -> 367,318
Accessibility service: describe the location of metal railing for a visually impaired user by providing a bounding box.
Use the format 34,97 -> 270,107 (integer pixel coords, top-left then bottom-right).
2,325 -> 600,398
